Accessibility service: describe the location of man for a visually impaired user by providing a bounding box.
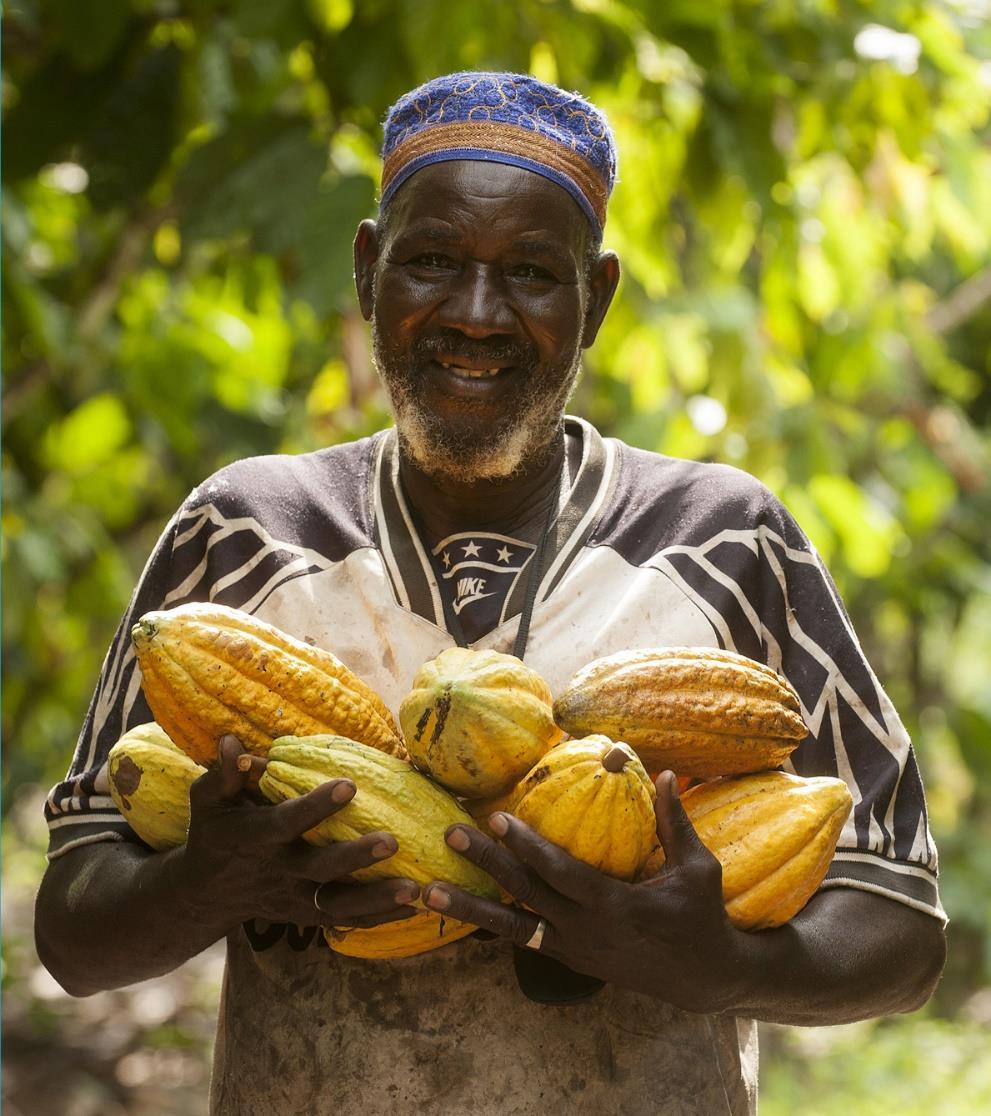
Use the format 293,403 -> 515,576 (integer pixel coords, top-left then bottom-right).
36,73 -> 946,1114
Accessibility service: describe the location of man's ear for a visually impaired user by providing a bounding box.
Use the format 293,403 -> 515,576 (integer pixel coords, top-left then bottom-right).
581,251 -> 620,349
354,219 -> 380,322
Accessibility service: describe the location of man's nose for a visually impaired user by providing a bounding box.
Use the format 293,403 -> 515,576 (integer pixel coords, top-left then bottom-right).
436,263 -> 515,338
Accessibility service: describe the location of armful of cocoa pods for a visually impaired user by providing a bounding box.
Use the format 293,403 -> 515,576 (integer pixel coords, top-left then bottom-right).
35,736 -> 417,996
423,772 -> 947,1025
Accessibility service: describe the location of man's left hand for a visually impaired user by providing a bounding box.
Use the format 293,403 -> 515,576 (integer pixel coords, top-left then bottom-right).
423,771 -> 751,1014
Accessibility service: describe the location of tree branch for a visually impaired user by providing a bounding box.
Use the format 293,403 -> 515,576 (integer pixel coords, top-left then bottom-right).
925,267 -> 991,337
76,204 -> 173,342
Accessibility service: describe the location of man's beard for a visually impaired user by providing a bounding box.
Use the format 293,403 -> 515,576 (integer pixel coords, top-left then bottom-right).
372,326 -> 583,483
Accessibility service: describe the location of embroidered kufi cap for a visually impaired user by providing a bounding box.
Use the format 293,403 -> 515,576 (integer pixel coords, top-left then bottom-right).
380,71 -> 617,232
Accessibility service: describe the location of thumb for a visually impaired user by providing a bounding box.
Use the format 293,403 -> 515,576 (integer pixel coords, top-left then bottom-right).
653,771 -> 708,869
190,734 -> 258,806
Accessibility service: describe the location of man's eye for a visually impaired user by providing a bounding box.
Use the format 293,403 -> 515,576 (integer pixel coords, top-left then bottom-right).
409,253 -> 455,270
510,264 -> 555,282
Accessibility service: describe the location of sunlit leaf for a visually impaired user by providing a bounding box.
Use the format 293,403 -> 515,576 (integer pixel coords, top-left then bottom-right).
808,473 -> 904,578
43,393 -> 132,474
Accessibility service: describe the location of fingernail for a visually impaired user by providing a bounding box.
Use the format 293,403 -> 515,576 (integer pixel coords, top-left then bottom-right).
331,780 -> 356,803
446,827 -> 470,852
395,883 -> 419,904
372,838 -> 396,859
488,813 -> 509,837
425,886 -> 450,911
236,754 -> 252,773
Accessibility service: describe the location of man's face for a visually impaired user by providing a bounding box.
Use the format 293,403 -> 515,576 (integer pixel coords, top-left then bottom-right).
356,161 -> 614,482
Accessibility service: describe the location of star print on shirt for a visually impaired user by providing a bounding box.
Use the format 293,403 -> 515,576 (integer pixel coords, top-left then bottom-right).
430,531 -> 537,641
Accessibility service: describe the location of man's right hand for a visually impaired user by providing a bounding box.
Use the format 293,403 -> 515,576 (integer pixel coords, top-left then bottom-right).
36,733 -> 417,996
174,734 -> 420,932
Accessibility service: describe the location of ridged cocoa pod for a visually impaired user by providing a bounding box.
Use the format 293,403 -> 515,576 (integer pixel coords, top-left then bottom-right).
259,735 -> 500,904
512,735 -> 657,881
400,647 -> 564,799
554,647 -> 808,778
132,603 -> 406,766
641,770 -> 852,929
107,722 -> 205,850
465,780 -> 527,838
325,910 -> 477,960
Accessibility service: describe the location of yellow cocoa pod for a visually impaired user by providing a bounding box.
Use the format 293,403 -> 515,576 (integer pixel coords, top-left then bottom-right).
259,735 -> 500,904
641,770 -> 853,929
465,780 -> 526,838
132,603 -> 405,766
325,910 -> 477,959
554,647 -> 808,779
512,735 -> 657,881
107,722 -> 205,850
399,647 -> 564,799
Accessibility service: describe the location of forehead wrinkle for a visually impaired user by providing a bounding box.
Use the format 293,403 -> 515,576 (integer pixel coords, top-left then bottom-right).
381,168 -> 593,275
390,219 -> 585,267
385,161 -> 588,224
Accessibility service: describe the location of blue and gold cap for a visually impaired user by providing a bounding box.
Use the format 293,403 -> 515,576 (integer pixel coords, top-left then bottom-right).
380,72 -> 617,232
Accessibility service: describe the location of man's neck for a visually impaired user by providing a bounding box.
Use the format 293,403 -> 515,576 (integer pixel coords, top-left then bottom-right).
398,431 -> 569,544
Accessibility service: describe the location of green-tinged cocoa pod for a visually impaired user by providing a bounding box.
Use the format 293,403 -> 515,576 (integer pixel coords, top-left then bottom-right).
554,647 -> 808,778
640,770 -> 853,929
258,735 -> 500,904
399,647 -> 564,799
107,722 -> 205,850
512,735 -> 657,881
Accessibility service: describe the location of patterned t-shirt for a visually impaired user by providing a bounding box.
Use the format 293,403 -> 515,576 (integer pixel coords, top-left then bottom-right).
45,417 -> 944,1116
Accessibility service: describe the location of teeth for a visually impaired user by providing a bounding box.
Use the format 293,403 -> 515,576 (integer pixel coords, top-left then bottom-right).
439,362 -> 501,378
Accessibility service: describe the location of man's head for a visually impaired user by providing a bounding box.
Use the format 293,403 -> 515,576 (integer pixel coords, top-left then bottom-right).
354,72 -> 621,483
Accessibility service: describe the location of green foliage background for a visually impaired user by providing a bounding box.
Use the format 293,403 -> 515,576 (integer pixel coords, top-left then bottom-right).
3,0 -> 990,1111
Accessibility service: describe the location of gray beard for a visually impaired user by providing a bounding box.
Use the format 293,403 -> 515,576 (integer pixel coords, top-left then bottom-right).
371,325 -> 583,483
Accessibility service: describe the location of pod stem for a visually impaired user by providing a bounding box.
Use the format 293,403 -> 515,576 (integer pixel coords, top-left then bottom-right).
602,746 -> 630,773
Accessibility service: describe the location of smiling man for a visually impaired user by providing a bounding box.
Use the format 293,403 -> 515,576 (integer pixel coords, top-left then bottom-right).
36,73 -> 945,1115
363,160 -> 607,483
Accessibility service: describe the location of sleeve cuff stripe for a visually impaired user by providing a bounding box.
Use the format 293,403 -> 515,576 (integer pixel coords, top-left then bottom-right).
824,859 -> 945,920
831,850 -> 938,880
819,876 -> 948,924
46,794 -> 118,817
47,823 -> 134,860
48,812 -> 125,829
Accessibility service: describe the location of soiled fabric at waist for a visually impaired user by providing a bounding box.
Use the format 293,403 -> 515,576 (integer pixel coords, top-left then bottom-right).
210,926 -> 757,1115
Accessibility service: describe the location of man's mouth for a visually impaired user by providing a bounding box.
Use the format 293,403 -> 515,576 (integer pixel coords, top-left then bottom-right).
437,362 -> 504,379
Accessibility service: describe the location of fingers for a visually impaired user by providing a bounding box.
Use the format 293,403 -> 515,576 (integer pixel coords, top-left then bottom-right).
192,734 -> 368,846
654,771 -> 720,875
442,823 -> 568,914
477,814 -> 606,906
287,833 -> 401,882
257,777 -> 360,845
422,881 -> 553,952
189,734 -> 254,806
239,752 -> 269,791
327,908 -> 421,931
314,878 -> 420,926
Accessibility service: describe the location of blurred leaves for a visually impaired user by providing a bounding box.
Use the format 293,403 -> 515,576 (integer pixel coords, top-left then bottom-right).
759,1014 -> 991,1115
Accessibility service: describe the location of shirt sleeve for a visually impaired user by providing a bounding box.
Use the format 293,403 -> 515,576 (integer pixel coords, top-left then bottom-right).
740,491 -> 945,923
45,493 -> 208,859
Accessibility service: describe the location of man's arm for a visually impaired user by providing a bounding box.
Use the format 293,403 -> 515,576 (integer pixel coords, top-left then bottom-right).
37,840 -> 235,997
722,888 -> 945,1024
421,773 -> 946,1025
35,738 -> 419,997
